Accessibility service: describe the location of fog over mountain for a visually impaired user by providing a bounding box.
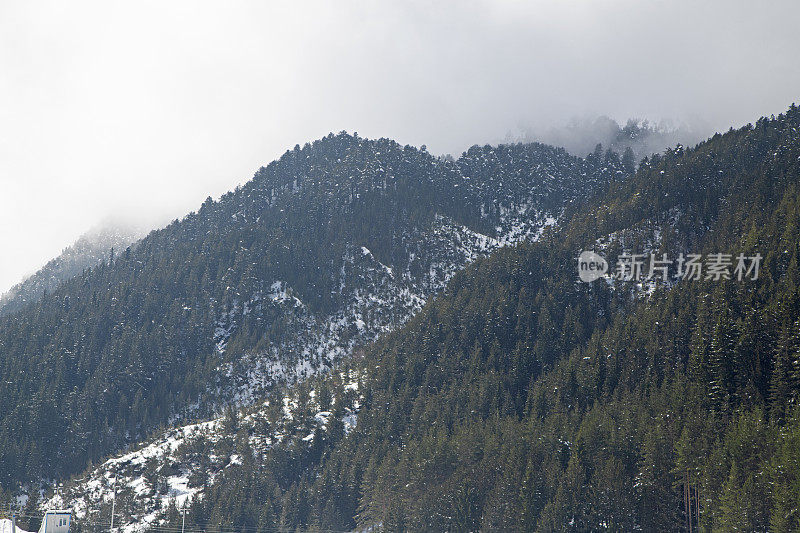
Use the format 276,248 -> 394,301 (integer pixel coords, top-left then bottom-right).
0,220 -> 145,316
5,2 -> 800,530
1,0 -> 799,292
514,115 -> 707,160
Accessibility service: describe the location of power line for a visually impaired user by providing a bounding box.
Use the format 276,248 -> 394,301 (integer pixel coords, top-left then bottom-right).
7,514 -> 352,533
79,523 -> 350,533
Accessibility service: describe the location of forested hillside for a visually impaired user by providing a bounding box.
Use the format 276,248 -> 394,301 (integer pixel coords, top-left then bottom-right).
143,106 -> 800,531
0,133 -> 626,492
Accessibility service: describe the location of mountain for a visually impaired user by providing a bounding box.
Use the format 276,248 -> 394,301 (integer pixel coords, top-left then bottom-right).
0,224 -> 143,317
0,132 -> 628,494
295,106 -> 800,531
17,105 -> 800,532
42,106 -> 800,532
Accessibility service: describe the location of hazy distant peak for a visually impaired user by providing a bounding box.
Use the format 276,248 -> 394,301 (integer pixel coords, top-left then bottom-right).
514,115 -> 707,162
0,222 -> 145,316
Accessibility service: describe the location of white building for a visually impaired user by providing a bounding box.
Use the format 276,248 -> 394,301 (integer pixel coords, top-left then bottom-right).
0,510 -> 71,533
37,511 -> 71,533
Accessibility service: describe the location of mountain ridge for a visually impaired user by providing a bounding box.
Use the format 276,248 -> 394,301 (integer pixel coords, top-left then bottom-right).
48,104 -> 800,532
0,132 -> 627,496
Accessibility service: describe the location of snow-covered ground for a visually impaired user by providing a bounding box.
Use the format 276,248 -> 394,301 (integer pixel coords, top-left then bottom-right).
44,371 -> 363,533
0,520 -> 33,533
45,420 -> 224,533
210,210 -> 557,406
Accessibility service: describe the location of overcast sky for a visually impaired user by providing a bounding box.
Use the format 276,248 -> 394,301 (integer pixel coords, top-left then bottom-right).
1,0 -> 799,294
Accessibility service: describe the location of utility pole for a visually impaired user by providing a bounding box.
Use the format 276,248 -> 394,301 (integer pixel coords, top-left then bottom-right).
109,478 -> 116,533
181,502 -> 187,533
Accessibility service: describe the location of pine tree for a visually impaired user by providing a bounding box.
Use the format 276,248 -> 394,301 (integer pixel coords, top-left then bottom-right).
622,146 -> 636,173
770,320 -> 800,420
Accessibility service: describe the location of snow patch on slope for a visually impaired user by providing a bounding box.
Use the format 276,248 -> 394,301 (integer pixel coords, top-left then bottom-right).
213,211 -> 556,405
45,372 -> 364,533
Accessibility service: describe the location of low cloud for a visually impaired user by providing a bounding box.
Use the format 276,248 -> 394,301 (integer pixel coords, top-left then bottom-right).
1,0 -> 798,292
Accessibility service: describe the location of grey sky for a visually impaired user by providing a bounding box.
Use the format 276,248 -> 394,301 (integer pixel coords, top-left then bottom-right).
1,0 -> 799,294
